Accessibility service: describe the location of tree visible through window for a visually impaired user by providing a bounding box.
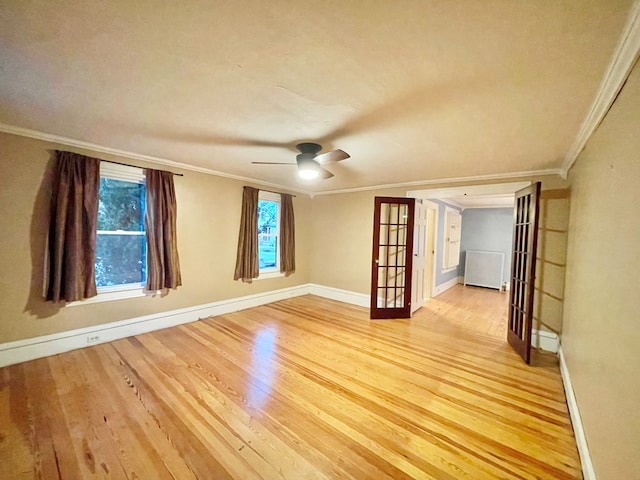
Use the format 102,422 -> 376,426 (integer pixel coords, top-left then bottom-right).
95,164 -> 147,289
258,192 -> 280,272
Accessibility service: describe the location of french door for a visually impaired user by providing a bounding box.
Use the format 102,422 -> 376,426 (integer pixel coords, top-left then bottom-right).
370,197 -> 415,319
507,182 -> 541,364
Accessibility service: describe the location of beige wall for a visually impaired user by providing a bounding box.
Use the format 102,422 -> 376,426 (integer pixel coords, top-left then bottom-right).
0,129 -> 572,348
562,63 -> 640,478
309,187 -> 406,294
0,132 -> 311,343
309,176 -> 568,296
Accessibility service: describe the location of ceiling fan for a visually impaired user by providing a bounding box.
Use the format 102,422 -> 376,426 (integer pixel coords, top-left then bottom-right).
252,142 -> 350,179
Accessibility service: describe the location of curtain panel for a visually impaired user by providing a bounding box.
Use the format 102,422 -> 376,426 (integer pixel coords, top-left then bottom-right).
145,169 -> 182,291
280,193 -> 295,276
234,186 -> 259,283
45,151 -> 100,302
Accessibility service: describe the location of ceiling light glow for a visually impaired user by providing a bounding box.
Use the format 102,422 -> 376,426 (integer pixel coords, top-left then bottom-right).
298,168 -> 319,179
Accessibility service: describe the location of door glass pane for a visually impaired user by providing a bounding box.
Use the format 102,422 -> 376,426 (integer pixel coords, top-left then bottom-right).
377,267 -> 387,287
399,204 -> 408,225
379,224 -> 388,244
387,246 -> 397,266
388,226 -> 398,245
378,246 -> 388,266
397,246 -> 406,266
389,204 -> 398,224
395,288 -> 405,307
397,225 -> 407,245
379,203 -> 389,223
377,288 -> 386,307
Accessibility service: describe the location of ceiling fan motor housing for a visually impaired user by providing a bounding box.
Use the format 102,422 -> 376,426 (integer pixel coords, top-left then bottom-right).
296,142 -> 323,155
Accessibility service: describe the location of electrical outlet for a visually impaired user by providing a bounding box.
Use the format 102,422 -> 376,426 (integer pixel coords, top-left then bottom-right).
86,335 -> 100,344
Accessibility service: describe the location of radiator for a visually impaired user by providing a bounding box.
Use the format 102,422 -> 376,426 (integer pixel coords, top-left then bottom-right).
464,250 -> 505,290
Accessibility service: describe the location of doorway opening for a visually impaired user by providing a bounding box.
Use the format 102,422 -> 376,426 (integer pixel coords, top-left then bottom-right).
406,182 -> 528,307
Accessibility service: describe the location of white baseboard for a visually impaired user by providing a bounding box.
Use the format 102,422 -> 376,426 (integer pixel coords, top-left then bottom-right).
309,284 -> 370,307
531,329 -> 559,353
0,281 -> 562,369
433,276 -> 461,296
559,346 -> 596,480
0,284 -> 312,368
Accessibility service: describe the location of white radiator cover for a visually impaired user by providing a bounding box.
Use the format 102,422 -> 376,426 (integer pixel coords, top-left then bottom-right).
464,250 -> 505,290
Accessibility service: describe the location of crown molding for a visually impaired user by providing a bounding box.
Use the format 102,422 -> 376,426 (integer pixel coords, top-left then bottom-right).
0,123 -> 561,198
561,0 -> 640,179
311,169 -> 561,196
0,123 -> 313,196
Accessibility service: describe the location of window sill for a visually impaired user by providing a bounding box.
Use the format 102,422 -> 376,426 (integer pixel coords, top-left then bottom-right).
67,284 -> 155,307
257,270 -> 285,280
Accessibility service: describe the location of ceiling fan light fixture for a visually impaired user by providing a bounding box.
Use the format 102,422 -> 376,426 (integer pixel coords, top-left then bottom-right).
252,143 -> 346,181
297,154 -> 320,179
298,166 -> 319,179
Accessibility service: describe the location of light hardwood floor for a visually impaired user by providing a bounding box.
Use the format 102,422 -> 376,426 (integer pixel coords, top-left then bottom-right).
0,285 -> 581,479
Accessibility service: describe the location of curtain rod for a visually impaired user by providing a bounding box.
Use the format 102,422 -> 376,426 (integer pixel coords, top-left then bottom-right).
258,188 -> 296,197
101,158 -> 184,176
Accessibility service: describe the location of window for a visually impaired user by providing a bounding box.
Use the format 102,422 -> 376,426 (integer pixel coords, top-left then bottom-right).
95,163 -> 146,292
258,191 -> 281,275
443,207 -> 461,270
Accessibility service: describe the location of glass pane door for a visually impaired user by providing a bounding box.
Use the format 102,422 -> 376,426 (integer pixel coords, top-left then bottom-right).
370,197 -> 415,319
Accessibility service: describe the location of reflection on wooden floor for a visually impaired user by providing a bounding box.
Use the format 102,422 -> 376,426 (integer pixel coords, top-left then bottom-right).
0,285 -> 581,479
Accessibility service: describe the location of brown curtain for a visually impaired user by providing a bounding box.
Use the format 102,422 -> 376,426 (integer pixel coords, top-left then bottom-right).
234,186 -> 259,282
280,193 -> 295,276
45,151 -> 100,302
145,169 -> 182,291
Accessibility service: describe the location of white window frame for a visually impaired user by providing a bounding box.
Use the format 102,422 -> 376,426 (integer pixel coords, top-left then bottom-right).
442,207 -> 462,272
257,191 -> 284,279
68,162 -> 149,306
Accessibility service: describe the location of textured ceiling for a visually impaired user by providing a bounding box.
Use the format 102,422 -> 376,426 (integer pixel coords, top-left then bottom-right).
0,0 -> 633,192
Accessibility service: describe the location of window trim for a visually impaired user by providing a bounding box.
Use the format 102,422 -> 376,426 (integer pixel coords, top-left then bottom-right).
257,191 -> 284,279
67,284 -> 149,307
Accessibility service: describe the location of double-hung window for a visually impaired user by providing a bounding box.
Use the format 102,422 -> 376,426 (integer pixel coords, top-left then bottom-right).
95,162 -> 147,294
257,191 -> 281,277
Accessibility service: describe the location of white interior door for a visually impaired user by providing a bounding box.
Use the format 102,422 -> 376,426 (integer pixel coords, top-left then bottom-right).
424,208 -> 436,299
411,200 -> 427,314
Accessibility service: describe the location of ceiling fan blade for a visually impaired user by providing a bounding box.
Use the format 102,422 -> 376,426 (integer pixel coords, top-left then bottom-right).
251,162 -> 297,165
314,149 -> 350,165
319,167 -> 334,179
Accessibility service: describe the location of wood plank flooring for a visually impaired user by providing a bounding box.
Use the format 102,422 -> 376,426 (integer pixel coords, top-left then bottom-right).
0,285 -> 581,479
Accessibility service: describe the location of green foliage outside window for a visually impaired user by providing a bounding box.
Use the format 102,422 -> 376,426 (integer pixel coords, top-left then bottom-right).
258,199 -> 278,270
98,178 -> 145,231
96,178 -> 147,287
